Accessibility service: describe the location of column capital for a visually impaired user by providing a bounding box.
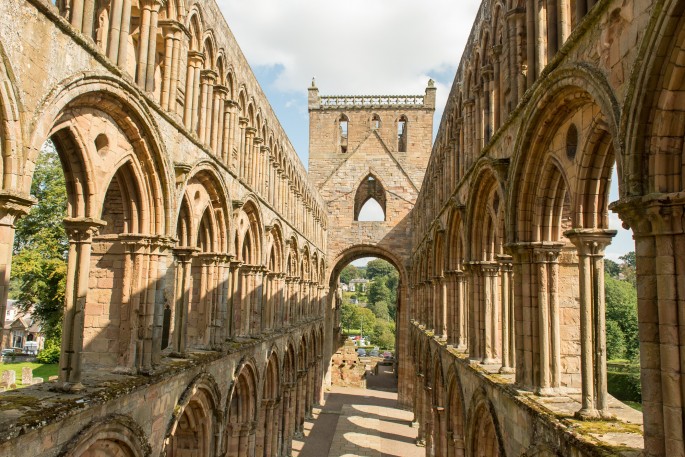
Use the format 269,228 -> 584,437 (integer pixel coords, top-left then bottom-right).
611,193 -> 685,236
0,191 -> 35,226
63,217 -> 107,241
564,229 -> 617,256
245,126 -> 257,136
173,246 -> 199,261
187,50 -> 205,66
213,84 -> 229,97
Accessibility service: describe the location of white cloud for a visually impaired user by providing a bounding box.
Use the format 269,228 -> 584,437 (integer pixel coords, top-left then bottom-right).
217,0 -> 481,96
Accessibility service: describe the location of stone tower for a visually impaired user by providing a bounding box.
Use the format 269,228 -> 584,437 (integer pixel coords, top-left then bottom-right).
309,80 -> 435,405
308,79 -> 435,271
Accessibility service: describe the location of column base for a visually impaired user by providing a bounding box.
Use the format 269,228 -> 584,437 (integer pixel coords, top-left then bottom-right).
57,382 -> 84,393
499,366 -> 515,374
574,408 -> 601,420
293,431 -> 304,439
481,358 -> 500,365
416,438 -> 426,447
536,387 -> 561,397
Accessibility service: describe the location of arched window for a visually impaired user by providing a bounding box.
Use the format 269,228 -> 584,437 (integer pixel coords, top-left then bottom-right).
354,174 -> 387,221
398,115 -> 408,152
339,114 -> 349,153
372,114 -> 381,130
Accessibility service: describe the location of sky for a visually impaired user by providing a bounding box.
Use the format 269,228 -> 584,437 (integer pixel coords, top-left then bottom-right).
216,0 -> 634,264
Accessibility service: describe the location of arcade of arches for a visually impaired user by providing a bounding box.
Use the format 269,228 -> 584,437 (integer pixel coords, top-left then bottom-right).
0,0 -> 684,456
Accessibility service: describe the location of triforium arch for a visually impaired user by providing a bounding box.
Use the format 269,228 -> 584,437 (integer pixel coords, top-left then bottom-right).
257,349 -> 281,457
507,66 -> 620,409
445,366 -> 467,457
164,373 -> 222,457
464,159 -> 508,366
24,75 -> 174,385
174,162 -> 232,351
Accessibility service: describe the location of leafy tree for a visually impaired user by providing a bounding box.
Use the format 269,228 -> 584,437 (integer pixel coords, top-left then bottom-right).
368,278 -> 392,307
371,321 -> 395,349
605,259 -> 621,278
606,320 -> 627,360
10,141 -> 67,340
605,274 -> 639,359
619,251 -> 637,287
340,265 -> 361,285
357,308 -> 376,337
368,300 -> 390,321
366,259 -> 395,280
340,301 -> 360,334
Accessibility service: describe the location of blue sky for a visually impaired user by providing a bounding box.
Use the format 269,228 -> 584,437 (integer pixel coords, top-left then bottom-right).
217,0 -> 634,263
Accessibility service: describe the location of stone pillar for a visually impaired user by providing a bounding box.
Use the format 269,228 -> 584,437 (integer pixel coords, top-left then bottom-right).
211,85 -> 228,154
465,262 -> 481,361
498,255 -> 515,373
532,244 -> 564,395
183,52 -> 204,130
565,229 -> 616,419
438,276 -> 447,339
135,0 -> 161,92
616,198 -> 685,453
159,21 -> 182,112
59,217 -> 105,390
197,70 -> 216,144
492,45 -> 502,131
481,262 -> 499,364
228,260 -> 242,339
172,247 -> 196,355
0,193 -> 33,344
526,0 -> 536,87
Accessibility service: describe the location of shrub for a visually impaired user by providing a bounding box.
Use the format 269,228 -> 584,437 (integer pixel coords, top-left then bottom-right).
37,339 -> 60,364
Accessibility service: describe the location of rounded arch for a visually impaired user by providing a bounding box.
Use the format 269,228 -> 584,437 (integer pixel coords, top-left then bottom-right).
235,196 -> 264,265
507,65 -> 621,243
0,43 -> 23,191
59,414 -> 151,457
620,0 -> 685,196
466,161 -> 506,261
327,244 -> 407,289
25,74 -> 173,235
465,389 -> 504,457
163,373 -> 221,457
445,366 -> 467,457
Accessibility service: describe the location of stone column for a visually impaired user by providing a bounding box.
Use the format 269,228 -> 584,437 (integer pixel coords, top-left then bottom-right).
464,262 -> 481,361
533,244 -> 563,395
227,260 -> 242,339
183,52 -> 204,130
613,196 -> 685,455
172,247 -> 196,355
492,44 -> 502,130
497,255 -> 515,373
59,217 -> 105,390
243,127 -> 256,184
211,85 -> 228,154
0,193 -> 33,342
438,276 -> 447,339
481,262 -> 500,364
197,70 -> 216,144
135,0 -> 162,91
159,21 -> 182,111
565,229 -> 616,419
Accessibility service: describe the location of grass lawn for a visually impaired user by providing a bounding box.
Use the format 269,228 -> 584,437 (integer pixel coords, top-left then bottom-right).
0,362 -> 58,388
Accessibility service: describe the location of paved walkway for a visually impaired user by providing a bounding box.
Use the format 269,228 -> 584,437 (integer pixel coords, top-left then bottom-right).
293,364 -> 423,457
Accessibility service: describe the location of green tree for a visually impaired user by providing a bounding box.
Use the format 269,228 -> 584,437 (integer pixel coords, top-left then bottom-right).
357,308 -> 376,338
604,259 -> 621,278
368,278 -> 392,307
368,300 -> 390,321
606,320 -> 627,360
340,301 -> 360,334
366,259 -> 395,280
10,141 -> 68,340
605,274 -> 639,359
619,251 -> 637,287
340,265 -> 361,284
371,321 -> 395,349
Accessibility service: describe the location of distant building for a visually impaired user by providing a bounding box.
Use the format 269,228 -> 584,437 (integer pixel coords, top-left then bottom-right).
349,278 -> 369,292
2,300 -> 45,352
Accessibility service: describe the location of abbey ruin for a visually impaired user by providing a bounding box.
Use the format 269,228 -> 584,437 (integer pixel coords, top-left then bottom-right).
0,0 -> 682,456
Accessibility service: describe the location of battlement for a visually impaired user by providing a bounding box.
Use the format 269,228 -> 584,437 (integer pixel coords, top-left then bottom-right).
309,79 -> 436,111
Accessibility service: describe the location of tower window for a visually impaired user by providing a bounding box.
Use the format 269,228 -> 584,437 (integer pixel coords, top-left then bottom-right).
372,114 -> 381,130
339,114 -> 349,153
398,115 -> 408,152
